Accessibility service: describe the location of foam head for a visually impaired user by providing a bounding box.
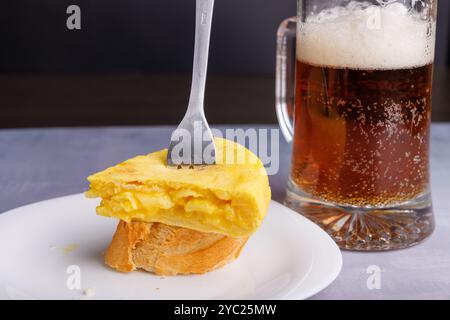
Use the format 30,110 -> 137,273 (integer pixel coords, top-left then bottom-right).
297,1 -> 436,70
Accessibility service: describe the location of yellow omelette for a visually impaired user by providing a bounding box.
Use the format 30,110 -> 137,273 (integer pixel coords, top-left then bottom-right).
86,138 -> 271,238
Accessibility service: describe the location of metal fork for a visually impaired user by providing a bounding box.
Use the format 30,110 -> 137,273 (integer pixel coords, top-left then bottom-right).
167,0 -> 216,167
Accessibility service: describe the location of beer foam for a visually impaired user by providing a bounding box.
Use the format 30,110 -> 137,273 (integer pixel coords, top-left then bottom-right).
298,2 -> 436,70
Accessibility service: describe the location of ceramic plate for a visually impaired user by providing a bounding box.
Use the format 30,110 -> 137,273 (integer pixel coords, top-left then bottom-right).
0,194 -> 341,300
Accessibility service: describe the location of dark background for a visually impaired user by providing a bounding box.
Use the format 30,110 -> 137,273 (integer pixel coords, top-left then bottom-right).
0,0 -> 449,128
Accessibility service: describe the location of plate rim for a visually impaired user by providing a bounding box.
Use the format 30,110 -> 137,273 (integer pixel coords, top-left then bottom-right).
0,193 -> 342,300
270,201 -> 343,299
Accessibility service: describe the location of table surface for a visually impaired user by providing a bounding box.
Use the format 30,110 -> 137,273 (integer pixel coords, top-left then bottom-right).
1,124 -> 449,300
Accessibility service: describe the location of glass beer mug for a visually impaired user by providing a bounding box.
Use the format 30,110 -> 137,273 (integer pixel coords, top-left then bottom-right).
276,0 -> 437,251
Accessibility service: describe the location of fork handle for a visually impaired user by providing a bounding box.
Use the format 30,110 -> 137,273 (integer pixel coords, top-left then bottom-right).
186,0 -> 215,118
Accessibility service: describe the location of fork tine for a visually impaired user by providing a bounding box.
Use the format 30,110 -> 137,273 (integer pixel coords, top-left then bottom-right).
167,117 -> 216,166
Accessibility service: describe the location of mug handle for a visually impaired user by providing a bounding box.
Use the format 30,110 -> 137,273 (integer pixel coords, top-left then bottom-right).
276,17 -> 297,143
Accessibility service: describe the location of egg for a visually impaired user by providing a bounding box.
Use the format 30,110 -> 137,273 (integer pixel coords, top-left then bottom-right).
86,138 -> 271,237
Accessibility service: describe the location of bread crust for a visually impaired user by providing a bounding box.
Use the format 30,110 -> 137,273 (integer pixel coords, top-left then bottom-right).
105,221 -> 248,276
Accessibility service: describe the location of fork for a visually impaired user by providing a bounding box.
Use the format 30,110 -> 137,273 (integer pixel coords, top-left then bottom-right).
167,0 -> 216,167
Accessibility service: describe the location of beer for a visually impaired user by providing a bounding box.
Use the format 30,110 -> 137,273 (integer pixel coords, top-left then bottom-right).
292,62 -> 433,207
290,2 -> 436,208
277,0 -> 438,250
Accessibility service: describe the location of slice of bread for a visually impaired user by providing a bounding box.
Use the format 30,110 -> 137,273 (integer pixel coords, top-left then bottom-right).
105,220 -> 248,276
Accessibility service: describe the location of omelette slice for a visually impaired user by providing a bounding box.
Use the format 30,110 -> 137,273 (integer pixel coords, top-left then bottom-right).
86,138 -> 271,238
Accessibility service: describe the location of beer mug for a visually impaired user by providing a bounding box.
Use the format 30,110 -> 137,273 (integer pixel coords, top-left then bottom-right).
276,0 -> 437,251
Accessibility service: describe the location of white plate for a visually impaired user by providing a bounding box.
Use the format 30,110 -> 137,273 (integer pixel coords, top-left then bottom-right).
0,194 -> 341,300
